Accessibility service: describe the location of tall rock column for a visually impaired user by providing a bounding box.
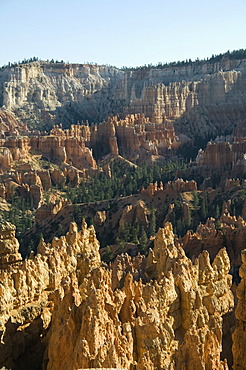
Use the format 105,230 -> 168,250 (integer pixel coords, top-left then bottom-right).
232,249 -> 246,369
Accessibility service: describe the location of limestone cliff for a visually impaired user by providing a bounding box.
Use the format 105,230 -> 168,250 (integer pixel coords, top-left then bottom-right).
232,249 -> 246,369
0,220 -> 234,369
1,59 -> 246,138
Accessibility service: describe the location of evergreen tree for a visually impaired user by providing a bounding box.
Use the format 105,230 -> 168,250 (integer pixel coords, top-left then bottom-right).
192,190 -> 199,208
186,206 -> 192,228
139,226 -> 148,251
131,224 -> 140,244
201,191 -> 208,221
148,209 -> 156,237
120,223 -> 130,242
57,223 -> 64,237
104,245 -> 114,263
214,204 -> 220,220
176,219 -> 185,237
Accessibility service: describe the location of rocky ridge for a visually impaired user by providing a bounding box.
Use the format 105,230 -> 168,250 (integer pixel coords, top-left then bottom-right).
232,249 -> 246,369
0,219 -> 235,369
0,113 -> 179,211
1,59 -> 246,138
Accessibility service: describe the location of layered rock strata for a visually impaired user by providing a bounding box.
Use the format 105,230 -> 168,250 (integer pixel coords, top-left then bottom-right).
50,114 -> 180,159
1,59 -> 246,138
195,120 -> 246,178
232,249 -> 246,369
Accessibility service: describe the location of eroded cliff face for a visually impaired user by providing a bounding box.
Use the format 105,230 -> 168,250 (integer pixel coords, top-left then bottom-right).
181,212 -> 246,267
1,59 -> 246,138
0,220 -> 234,369
195,120 -> 246,181
0,62 -> 123,125
232,249 -> 246,370
50,114 -> 180,160
0,219 -> 100,369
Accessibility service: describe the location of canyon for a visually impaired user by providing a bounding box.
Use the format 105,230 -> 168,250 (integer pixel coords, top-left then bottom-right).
1,53 -> 246,369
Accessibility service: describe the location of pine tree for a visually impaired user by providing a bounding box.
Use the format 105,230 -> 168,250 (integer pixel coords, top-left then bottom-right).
139,226 -> 148,251
186,207 -> 192,228
104,245 -> 114,263
148,209 -> 156,237
201,191 -> 208,221
120,223 -> 130,242
176,219 -> 185,237
193,190 -> 199,208
131,224 -> 140,244
214,204 -> 220,220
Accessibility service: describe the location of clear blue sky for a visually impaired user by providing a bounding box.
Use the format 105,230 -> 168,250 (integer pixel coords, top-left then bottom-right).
1,0 -> 246,68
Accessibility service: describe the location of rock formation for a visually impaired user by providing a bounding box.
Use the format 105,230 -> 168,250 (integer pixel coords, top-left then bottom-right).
141,178 -> 197,198
181,212 -> 246,267
0,219 -> 100,369
195,120 -> 246,178
35,223 -> 235,369
0,220 -> 234,369
118,200 -> 150,232
50,114 -> 180,160
1,59 -> 246,139
232,249 -> 246,369
0,109 -> 27,136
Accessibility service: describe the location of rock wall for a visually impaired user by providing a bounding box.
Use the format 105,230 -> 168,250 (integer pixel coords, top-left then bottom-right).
1,59 -> 246,138
232,249 -> 246,369
0,109 -> 27,136
0,220 -> 234,369
50,114 -> 180,159
181,212 -> 246,267
0,219 -> 100,369
195,120 -> 246,178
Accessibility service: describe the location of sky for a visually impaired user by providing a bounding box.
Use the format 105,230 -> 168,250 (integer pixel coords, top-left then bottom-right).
1,0 -> 246,68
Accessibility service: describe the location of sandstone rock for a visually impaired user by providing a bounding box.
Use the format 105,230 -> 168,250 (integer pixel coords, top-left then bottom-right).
22,171 -> 42,187
141,178 -> 197,198
119,200 -> 149,232
37,170 -> 52,190
0,109 -> 26,136
0,147 -> 13,168
2,60 -> 245,139
45,223 -> 233,370
63,165 -> 80,187
0,219 -> 100,369
195,123 -> 246,180
51,168 -> 66,186
0,221 -> 21,264
0,59 -> 246,144
94,210 -> 107,226
232,249 -> 246,369
0,183 -> 6,198
30,184 -> 42,208
0,218 -> 235,369
181,212 -> 246,266
35,199 -> 68,226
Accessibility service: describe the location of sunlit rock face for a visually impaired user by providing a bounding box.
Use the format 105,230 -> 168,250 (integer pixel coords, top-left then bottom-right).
0,219 -> 100,369
1,59 -> 246,139
46,223 -> 233,370
0,217 -> 234,369
233,249 -> 246,370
